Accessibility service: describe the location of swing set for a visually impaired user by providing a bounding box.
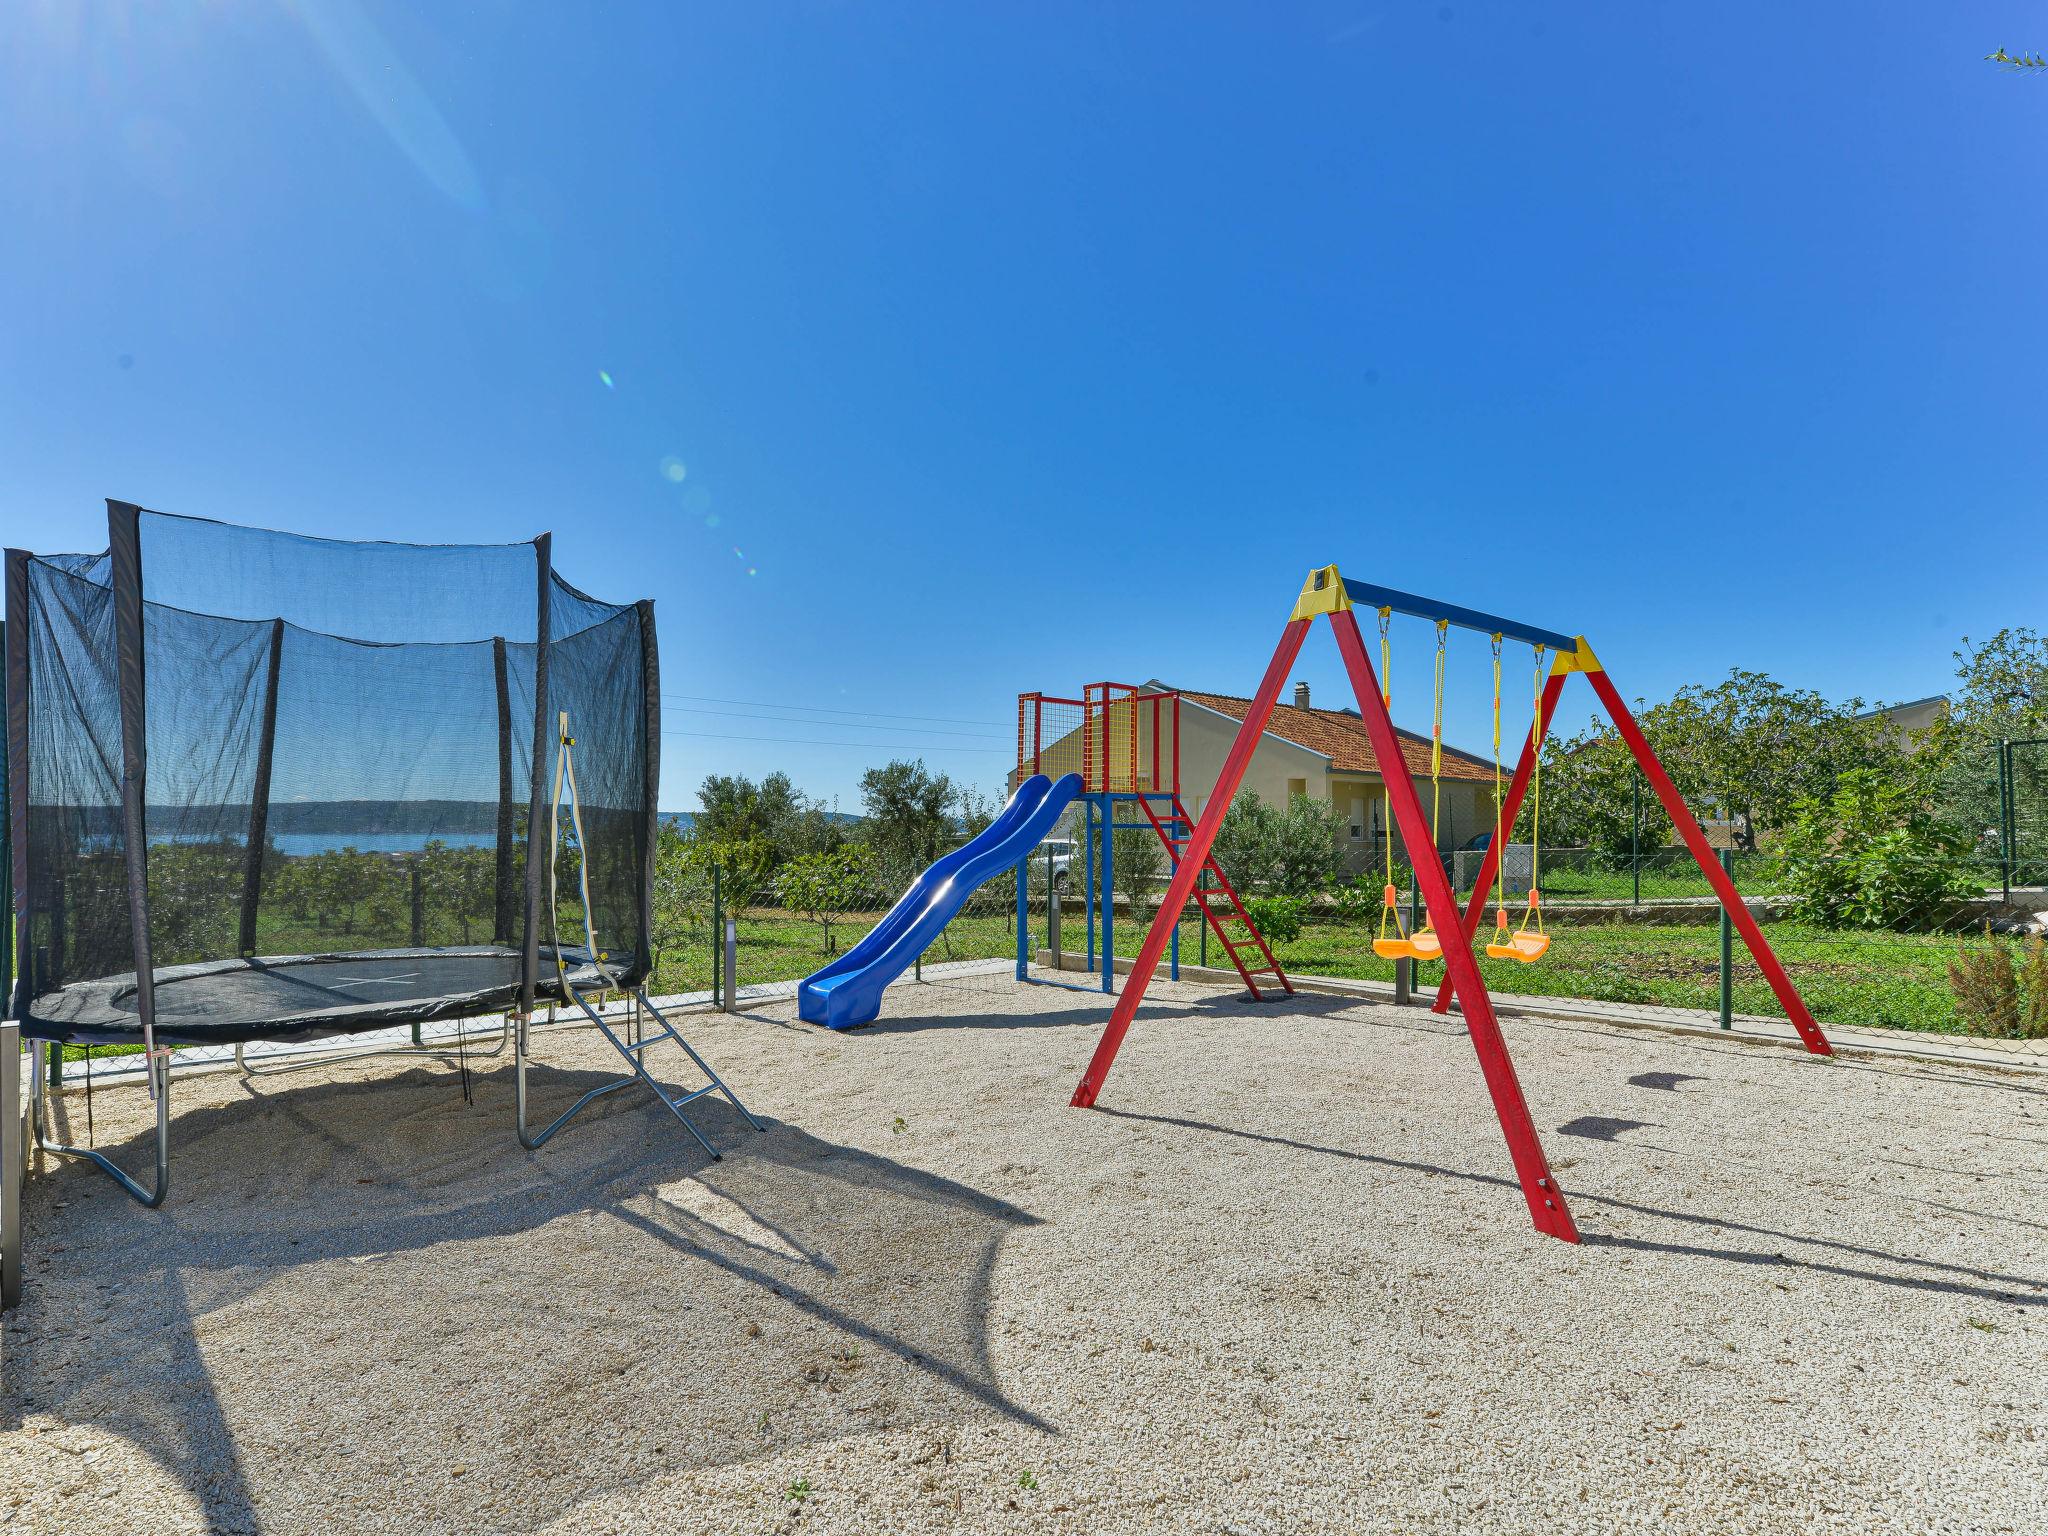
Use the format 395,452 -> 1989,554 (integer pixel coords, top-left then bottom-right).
1070,566 -> 1834,1244
1370,615 -> 1549,965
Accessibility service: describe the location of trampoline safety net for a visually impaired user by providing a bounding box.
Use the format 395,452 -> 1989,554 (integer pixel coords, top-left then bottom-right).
5,502 -> 658,1046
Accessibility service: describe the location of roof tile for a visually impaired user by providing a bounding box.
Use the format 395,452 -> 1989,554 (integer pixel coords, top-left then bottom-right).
1176,689 -> 1498,784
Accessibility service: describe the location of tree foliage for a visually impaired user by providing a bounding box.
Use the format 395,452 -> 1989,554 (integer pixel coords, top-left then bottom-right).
1987,46 -> 2048,71
1920,627 -> 2048,847
1110,826 -> 1165,919
779,845 -> 879,953
695,771 -> 843,866
857,759 -> 958,872
1541,669 -> 1906,854
1208,791 -> 1344,899
1210,794 -> 1282,893
1779,768 -> 1982,930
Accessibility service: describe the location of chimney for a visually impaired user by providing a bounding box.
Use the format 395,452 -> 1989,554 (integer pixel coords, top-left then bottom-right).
1293,681 -> 1311,711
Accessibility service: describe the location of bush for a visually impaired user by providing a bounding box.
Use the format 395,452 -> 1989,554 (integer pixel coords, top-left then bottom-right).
1111,826 -> 1165,920
1779,769 -> 1982,930
1210,792 -> 1342,901
1949,929 -> 2048,1040
1240,894 -> 1306,946
1331,874 -> 1381,927
1276,794 -> 1343,899
1211,796 -> 1282,893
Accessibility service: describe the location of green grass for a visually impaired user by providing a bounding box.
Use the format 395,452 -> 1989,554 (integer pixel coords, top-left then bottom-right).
686,902 -> 1973,1038
1235,915 -> 1968,1035
37,899 -> 1983,1067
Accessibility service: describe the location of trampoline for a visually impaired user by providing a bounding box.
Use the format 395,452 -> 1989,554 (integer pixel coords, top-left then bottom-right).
27,947 -> 616,1045
6,501 -> 758,1208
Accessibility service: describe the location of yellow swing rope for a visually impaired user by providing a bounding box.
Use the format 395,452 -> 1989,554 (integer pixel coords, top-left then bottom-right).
1372,608 -> 1410,955
1489,635 -> 1509,944
1406,621 -> 1451,961
1509,645 -> 1551,959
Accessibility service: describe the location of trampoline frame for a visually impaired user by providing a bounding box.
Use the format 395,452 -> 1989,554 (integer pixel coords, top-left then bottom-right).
30,1045 -> 170,1207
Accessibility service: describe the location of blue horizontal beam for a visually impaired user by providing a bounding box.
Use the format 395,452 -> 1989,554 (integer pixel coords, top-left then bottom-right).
1340,578 -> 1577,653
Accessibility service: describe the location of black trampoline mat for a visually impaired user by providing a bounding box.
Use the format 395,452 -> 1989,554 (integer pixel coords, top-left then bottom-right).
142,951 -> 524,1023
26,946 -> 628,1045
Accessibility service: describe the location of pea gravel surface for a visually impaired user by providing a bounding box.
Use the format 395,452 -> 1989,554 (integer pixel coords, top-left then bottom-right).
3,973 -> 2044,1535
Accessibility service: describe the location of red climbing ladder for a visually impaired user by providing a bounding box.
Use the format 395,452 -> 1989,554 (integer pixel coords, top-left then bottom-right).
1133,793 -> 1293,1001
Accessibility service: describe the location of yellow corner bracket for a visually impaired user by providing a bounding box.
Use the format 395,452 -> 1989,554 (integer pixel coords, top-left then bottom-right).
1549,636 -> 1603,676
1291,564 -> 1351,622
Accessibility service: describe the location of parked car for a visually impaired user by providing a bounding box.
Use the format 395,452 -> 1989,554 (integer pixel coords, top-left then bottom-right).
1033,838 -> 1078,893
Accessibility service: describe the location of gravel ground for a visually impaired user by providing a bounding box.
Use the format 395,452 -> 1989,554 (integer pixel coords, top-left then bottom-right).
4,973 -> 2046,1535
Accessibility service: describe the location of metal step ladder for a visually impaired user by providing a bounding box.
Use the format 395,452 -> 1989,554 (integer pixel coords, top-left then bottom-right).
521,982 -> 764,1158
517,710 -> 765,1155
1134,794 -> 1294,1000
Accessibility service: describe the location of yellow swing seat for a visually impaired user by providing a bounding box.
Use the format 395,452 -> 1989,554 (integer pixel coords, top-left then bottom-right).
1486,891 -> 1548,964
1406,928 -> 1443,961
1372,883 -> 1416,959
1486,930 -> 1550,963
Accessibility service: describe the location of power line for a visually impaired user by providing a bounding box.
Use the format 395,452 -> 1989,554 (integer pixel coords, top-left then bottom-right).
661,728 -> 1006,754
665,703 -> 1007,740
660,691 -> 1007,730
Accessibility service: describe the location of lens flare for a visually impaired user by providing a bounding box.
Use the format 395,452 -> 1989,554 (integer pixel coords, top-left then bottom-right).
660,456 -> 687,482
598,370 -> 614,390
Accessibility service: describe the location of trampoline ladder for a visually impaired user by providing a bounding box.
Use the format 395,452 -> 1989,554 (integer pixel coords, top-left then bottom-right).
516,983 -> 765,1158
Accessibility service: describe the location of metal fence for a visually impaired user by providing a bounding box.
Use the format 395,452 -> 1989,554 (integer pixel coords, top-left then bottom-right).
2001,736 -> 2048,896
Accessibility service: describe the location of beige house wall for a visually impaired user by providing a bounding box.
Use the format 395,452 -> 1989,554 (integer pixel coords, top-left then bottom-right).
1026,696 -> 1499,863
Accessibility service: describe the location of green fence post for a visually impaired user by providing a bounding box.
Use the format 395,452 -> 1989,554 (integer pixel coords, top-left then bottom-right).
1999,739 -> 2012,905
710,863 -> 721,1002
1046,843 -> 1055,960
1631,772 -> 1642,906
1718,847 -> 1734,1030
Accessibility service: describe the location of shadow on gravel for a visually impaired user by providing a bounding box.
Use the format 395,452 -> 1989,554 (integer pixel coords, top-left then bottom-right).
5,1051 -> 1045,1534
1094,1106 -> 2048,1309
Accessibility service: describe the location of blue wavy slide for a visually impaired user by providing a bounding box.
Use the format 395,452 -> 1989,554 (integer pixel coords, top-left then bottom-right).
799,772 -> 1084,1030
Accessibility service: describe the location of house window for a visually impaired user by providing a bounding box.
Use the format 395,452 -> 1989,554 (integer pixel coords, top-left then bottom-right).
1348,794 -> 1365,839
1287,777 -> 1307,802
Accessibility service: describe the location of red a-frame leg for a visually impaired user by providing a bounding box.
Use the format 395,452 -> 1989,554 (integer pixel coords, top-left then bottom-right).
1432,667 -> 1568,1015
1070,616 -> 1313,1109
1330,611 -> 1580,1242
1582,668 -> 1833,1056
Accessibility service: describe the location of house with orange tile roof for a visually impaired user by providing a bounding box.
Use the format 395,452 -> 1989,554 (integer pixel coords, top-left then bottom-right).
1018,678 -> 1505,874
1164,679 -> 1501,870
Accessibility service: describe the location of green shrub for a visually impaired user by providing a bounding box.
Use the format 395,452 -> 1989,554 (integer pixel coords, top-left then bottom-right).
1276,793 -> 1343,899
1779,769 -> 1982,930
1212,796 -> 1282,893
1240,894 -> 1306,946
1949,929 -> 2048,1039
1331,875 -> 1381,927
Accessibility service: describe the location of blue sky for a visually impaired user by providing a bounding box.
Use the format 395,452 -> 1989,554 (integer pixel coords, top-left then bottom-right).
4,3 -> 2044,813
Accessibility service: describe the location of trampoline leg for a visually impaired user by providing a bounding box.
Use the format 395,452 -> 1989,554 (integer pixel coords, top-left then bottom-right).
30,1045 -> 169,1209
514,1007 -> 636,1151
4,1022 -> 20,1310
513,987 -> 761,1156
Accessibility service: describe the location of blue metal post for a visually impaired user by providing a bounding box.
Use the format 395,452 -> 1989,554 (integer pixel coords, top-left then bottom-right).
1102,801 -> 1115,993
1014,858 -> 1028,979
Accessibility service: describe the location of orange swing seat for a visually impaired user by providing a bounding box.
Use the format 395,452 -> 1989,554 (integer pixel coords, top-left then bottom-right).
1372,883 -> 1416,959
1485,891 -> 1549,963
